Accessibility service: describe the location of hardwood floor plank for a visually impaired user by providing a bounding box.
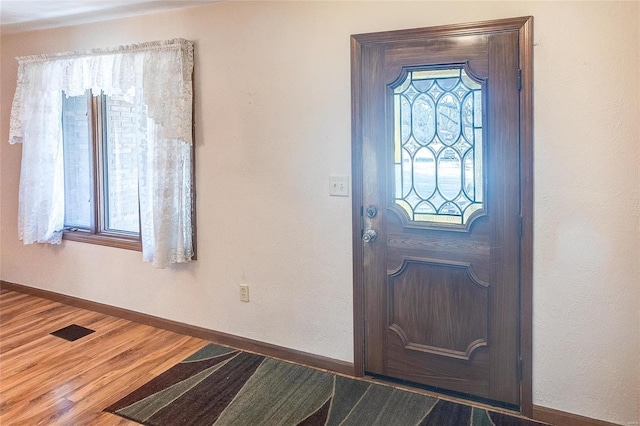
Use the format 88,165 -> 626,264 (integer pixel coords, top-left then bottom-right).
0,290 -> 208,425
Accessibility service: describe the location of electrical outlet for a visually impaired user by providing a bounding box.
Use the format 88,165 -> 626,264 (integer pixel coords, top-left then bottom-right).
239,284 -> 249,302
329,175 -> 349,196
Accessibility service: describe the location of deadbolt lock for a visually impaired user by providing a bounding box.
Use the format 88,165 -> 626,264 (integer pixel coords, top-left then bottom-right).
365,205 -> 378,218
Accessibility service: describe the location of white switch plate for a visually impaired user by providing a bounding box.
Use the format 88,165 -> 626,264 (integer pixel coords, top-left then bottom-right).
329,175 -> 349,197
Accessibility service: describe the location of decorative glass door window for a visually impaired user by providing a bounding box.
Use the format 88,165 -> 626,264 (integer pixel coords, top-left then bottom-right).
393,68 -> 484,225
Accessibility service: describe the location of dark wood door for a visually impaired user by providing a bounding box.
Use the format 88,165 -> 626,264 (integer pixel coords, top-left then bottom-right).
352,18 -> 532,408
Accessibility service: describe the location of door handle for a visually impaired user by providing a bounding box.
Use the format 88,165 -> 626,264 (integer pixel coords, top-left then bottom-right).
362,229 -> 378,243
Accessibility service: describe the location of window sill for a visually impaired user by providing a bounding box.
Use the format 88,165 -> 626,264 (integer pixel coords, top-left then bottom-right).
63,230 -> 142,251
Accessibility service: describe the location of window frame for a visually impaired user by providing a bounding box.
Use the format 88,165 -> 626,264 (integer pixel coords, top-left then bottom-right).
62,90 -> 142,251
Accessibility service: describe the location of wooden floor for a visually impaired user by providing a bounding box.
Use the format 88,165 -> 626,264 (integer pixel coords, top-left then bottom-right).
0,289 -> 209,425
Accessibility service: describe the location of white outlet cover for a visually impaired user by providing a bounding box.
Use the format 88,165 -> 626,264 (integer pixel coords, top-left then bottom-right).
329,175 -> 349,197
239,284 -> 249,302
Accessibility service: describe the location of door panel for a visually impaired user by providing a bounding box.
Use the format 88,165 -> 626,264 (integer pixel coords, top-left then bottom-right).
352,20 -> 530,408
388,258 -> 489,360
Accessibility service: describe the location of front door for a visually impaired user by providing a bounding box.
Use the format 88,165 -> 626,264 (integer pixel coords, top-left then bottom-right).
352,17 -> 532,409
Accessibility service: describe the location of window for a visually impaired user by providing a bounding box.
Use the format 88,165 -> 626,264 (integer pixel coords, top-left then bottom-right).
62,91 -> 142,250
9,39 -> 195,268
393,67 -> 484,225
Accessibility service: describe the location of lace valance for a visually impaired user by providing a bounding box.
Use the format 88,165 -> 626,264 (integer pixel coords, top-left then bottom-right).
10,38 -> 194,146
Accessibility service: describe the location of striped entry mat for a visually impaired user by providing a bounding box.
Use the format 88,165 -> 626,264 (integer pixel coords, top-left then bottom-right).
105,343 -> 547,426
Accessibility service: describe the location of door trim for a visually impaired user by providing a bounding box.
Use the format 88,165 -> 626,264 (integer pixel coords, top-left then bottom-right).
350,16 -> 534,416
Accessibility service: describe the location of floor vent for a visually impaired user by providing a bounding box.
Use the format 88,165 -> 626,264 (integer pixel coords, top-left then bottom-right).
50,324 -> 95,341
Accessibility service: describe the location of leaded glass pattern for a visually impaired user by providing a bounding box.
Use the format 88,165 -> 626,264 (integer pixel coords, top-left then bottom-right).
393,68 -> 483,225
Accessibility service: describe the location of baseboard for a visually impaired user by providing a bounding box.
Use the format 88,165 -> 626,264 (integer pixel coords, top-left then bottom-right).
533,405 -> 622,426
0,280 -> 354,376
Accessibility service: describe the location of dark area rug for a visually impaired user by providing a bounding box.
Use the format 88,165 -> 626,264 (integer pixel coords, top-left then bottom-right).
105,343 -> 548,426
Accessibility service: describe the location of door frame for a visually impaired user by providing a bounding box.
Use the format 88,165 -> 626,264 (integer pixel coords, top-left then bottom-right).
350,16 -> 534,416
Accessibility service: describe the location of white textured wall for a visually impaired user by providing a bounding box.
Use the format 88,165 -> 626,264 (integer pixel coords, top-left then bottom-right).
1,2 -> 638,424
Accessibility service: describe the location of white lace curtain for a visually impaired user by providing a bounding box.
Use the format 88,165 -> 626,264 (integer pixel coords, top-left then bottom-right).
9,38 -> 194,268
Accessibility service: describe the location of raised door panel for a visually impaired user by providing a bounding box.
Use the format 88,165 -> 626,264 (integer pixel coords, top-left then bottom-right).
388,258 -> 489,360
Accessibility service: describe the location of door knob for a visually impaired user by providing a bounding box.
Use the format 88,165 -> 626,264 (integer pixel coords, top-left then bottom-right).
362,229 -> 378,243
